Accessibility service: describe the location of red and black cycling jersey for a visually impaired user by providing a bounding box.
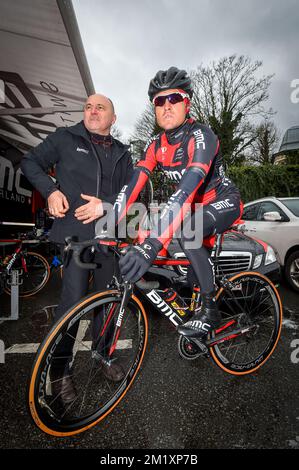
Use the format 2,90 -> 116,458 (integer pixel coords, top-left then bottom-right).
112,118 -> 240,246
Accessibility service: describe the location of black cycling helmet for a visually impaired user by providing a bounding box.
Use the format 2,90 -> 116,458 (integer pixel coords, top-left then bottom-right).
148,66 -> 193,101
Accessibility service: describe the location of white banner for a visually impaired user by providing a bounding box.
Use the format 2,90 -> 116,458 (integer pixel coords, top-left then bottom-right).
0,0 -> 94,151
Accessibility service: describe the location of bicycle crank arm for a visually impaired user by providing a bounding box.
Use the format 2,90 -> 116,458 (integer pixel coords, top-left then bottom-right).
187,338 -> 209,355
206,324 -> 257,347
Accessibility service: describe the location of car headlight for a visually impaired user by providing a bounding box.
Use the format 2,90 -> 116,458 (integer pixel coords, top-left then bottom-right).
253,254 -> 263,269
265,245 -> 277,265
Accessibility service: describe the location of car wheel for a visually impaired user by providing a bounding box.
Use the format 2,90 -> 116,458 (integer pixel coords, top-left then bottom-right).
285,250 -> 299,293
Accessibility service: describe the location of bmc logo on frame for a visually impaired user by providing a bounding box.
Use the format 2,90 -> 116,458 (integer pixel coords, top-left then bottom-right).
0,340 -> 5,364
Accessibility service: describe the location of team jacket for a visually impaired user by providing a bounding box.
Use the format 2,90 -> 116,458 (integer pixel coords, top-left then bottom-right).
21,121 -> 134,243
112,118 -> 240,246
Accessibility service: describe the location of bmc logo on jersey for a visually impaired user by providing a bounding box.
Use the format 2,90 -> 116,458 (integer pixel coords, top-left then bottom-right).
211,199 -> 234,211
193,129 -> 206,150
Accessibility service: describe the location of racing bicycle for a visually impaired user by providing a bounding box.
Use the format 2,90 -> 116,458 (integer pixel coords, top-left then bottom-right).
28,234 -> 282,436
0,237 -> 50,297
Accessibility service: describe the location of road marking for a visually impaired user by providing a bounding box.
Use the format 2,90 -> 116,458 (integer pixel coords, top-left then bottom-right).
5,339 -> 132,354
5,320 -> 133,355
6,343 -> 39,354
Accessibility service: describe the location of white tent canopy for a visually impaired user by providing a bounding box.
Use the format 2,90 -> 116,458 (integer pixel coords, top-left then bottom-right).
0,0 -> 94,152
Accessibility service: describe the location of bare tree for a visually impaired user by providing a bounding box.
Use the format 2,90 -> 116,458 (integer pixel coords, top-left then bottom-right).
190,55 -> 275,166
130,103 -> 161,159
111,125 -> 124,142
249,119 -> 281,164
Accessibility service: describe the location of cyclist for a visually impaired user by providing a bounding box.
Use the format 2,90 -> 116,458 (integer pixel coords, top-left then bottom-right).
103,67 -> 243,339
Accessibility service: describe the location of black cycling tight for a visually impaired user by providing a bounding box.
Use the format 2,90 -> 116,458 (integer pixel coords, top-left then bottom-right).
179,194 -> 242,294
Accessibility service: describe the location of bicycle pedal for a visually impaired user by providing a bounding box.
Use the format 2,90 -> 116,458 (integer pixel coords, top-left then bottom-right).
188,338 -> 209,355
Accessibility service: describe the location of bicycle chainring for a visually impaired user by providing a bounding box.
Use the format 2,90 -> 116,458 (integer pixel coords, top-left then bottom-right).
178,335 -> 209,360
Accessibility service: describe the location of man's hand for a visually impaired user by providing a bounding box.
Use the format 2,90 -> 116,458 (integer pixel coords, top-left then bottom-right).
48,190 -> 69,218
75,194 -> 104,224
119,239 -> 162,283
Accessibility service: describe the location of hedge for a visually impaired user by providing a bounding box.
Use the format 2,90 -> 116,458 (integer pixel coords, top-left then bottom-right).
227,165 -> 299,203
149,165 -> 299,204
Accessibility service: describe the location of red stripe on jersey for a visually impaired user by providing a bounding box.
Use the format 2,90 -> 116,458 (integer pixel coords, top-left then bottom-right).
194,188 -> 217,205
137,141 -> 157,172
187,137 -> 195,165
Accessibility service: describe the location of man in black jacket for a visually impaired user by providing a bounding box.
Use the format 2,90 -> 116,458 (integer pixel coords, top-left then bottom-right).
21,94 -> 133,397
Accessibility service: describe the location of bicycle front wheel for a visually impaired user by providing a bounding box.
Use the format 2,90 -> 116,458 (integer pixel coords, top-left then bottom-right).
5,251 -> 50,297
210,272 -> 282,375
28,289 -> 148,436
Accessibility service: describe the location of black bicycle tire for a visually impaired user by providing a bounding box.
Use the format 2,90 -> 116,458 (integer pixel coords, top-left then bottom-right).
210,271 -> 282,375
28,289 -> 148,436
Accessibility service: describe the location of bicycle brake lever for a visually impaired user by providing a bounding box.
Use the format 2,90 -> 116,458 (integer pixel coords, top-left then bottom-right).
72,246 -> 97,270
63,237 -> 98,270
63,237 -> 73,267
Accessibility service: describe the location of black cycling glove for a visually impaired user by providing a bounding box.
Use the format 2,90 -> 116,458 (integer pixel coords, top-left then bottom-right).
119,239 -> 162,283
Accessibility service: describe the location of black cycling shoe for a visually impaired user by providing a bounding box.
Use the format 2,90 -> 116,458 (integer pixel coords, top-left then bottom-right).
177,312 -> 221,338
101,360 -> 125,382
177,293 -> 221,339
50,362 -> 77,406
91,350 -> 126,382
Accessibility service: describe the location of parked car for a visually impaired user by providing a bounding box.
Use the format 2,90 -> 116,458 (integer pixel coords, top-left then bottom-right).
138,204 -> 281,285
237,197 -> 299,292
158,230 -> 281,284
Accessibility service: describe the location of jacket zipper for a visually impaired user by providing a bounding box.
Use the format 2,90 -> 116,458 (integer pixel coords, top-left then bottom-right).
90,142 -> 102,198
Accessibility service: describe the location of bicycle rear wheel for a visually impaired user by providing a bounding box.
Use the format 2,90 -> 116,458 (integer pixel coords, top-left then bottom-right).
28,289 -> 148,436
210,272 -> 282,375
5,251 -> 50,297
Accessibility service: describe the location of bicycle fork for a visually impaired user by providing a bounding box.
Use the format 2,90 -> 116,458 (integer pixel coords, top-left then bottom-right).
108,282 -> 133,356
95,282 -> 133,360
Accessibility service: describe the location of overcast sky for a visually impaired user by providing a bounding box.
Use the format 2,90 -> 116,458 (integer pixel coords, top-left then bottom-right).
73,0 -> 299,142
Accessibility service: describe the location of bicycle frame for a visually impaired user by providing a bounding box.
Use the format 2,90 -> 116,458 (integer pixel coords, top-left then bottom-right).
67,237 -> 276,358
0,240 -> 27,274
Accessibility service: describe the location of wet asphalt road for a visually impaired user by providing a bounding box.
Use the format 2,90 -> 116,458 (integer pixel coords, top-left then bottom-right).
0,271 -> 298,450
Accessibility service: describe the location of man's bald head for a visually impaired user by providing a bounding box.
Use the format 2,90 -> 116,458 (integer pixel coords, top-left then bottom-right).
84,94 -> 116,135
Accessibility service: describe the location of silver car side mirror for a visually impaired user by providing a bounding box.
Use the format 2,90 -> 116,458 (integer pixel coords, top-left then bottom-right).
263,211 -> 282,221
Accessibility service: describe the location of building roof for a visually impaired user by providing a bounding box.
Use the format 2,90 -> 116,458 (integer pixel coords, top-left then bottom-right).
279,126 -> 299,152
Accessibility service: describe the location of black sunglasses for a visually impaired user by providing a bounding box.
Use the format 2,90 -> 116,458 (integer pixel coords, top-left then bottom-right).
153,92 -> 189,107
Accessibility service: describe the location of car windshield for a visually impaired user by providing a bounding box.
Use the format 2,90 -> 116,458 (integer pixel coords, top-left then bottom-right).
280,198 -> 299,217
